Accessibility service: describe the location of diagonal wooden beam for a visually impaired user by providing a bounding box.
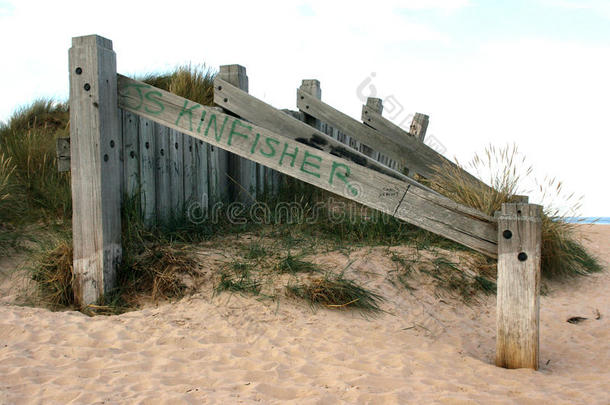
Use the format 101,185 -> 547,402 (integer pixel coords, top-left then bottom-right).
118,75 -> 498,257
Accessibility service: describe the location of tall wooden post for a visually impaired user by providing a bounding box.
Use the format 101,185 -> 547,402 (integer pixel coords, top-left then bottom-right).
219,65 -> 257,203
409,113 -> 429,142
69,35 -> 121,305
496,202 -> 542,369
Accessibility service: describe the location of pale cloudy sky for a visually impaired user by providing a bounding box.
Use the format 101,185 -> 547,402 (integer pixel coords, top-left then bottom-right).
0,0 -> 608,215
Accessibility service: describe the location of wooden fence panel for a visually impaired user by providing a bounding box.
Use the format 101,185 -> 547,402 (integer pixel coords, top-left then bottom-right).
138,116 -> 156,224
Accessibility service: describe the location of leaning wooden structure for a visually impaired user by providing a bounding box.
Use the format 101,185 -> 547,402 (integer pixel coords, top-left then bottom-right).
65,35 -> 542,370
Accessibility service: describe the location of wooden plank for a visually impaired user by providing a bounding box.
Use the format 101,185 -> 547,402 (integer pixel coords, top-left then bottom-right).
122,109 -> 139,197
215,78 -> 414,185
219,64 -> 257,203
214,77 -> 492,223
118,75 -> 498,256
359,103 -> 485,187
169,129 -> 184,219
69,35 -> 121,305
154,123 -> 170,224
496,203 -> 542,370
299,89 -> 478,182
410,113 -> 429,142
359,98 -> 381,160
300,79 -> 322,131
194,139 -> 209,213
183,133 -> 194,204
138,117 -> 156,224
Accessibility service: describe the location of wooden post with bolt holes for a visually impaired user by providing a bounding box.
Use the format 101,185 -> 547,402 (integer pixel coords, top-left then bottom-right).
219,65 -> 257,203
410,113 -> 429,142
300,79 -> 322,131
361,98 -> 382,160
496,202 -> 542,370
69,35 -> 121,306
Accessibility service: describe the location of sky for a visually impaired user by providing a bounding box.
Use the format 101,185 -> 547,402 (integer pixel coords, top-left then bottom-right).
0,0 -> 608,216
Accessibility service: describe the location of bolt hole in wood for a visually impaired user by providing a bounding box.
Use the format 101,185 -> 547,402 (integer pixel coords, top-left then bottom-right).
84,83 -> 91,91
75,67 -> 82,75
217,86 -> 222,90
130,151 -> 135,159
503,230 -> 512,239
160,149 -> 164,156
103,154 -> 108,162
145,142 -> 150,149
517,209 -> 522,215
223,98 -> 228,103
175,142 -> 179,149
110,140 -> 115,148
518,252 -> 528,261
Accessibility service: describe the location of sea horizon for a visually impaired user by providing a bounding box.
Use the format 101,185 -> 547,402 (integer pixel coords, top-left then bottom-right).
563,217 -> 610,224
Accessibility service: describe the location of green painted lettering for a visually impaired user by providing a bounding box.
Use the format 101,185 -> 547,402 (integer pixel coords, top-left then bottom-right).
121,83 -> 149,110
144,91 -> 164,115
330,161 -> 358,196
279,143 -> 299,167
300,150 -> 322,178
175,100 -> 201,131
196,110 -> 207,133
228,119 -> 251,146
205,114 -> 229,141
259,137 -> 279,157
250,133 -> 261,154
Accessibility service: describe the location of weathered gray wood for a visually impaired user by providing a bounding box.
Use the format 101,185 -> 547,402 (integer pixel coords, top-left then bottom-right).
169,129 -> 184,218
194,139 -> 209,213
56,137 -> 71,172
496,203 -> 542,369
69,35 -> 121,305
183,133 -> 195,204
300,79 -> 322,131
207,144 -> 221,206
138,117 -> 156,224
359,98 -> 381,160
122,109 -> 139,197
214,77 -> 493,223
215,78 -> 412,185
300,89 -> 483,184
118,75 -> 498,256
220,64 -> 256,203
154,123 -> 170,224
410,113 -> 429,142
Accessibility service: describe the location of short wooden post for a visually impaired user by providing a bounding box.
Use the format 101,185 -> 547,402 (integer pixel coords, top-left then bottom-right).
361,97 -> 383,160
69,35 -> 121,305
496,202 -> 542,370
300,79 -> 322,131
410,113 -> 429,142
219,65 -> 257,203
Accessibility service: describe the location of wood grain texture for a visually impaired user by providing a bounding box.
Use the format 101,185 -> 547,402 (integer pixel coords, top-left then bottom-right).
69,35 -> 121,305
214,77 -> 493,224
154,123 -> 170,224
496,203 -> 542,369
56,137 -> 71,172
118,75 -> 498,256
219,65 -> 256,203
122,109 -> 139,197
138,117 -> 156,224
169,129 -> 184,218
410,113 -> 429,142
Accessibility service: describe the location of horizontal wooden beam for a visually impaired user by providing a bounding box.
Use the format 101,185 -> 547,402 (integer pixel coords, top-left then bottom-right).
118,75 -> 498,257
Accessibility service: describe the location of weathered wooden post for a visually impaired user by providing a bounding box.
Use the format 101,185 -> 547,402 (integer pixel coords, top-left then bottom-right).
409,113 -> 429,142
69,35 -> 121,305
300,79 -> 322,131
496,202 -> 542,369
219,65 -> 257,203
362,97 -> 383,160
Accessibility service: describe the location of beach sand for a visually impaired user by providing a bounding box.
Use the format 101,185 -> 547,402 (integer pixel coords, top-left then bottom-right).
0,224 -> 608,404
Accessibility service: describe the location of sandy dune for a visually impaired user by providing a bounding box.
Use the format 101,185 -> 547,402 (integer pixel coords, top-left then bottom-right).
0,225 -> 608,404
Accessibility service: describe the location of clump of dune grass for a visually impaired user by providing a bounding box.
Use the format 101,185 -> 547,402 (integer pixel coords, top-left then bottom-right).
0,99 -> 71,222
138,64 -> 216,106
429,144 -> 602,278
0,153 -> 16,224
31,236 -> 75,309
215,261 -> 261,295
286,274 -> 384,313
276,254 -> 320,274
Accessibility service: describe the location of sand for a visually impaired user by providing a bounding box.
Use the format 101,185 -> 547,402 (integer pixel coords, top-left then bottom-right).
0,224 -> 608,404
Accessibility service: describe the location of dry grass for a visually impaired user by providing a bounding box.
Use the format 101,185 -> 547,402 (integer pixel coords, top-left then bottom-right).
429,144 -> 602,278
139,64 -> 216,106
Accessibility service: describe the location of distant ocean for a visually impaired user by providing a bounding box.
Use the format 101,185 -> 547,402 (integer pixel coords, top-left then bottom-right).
563,217 -> 610,224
